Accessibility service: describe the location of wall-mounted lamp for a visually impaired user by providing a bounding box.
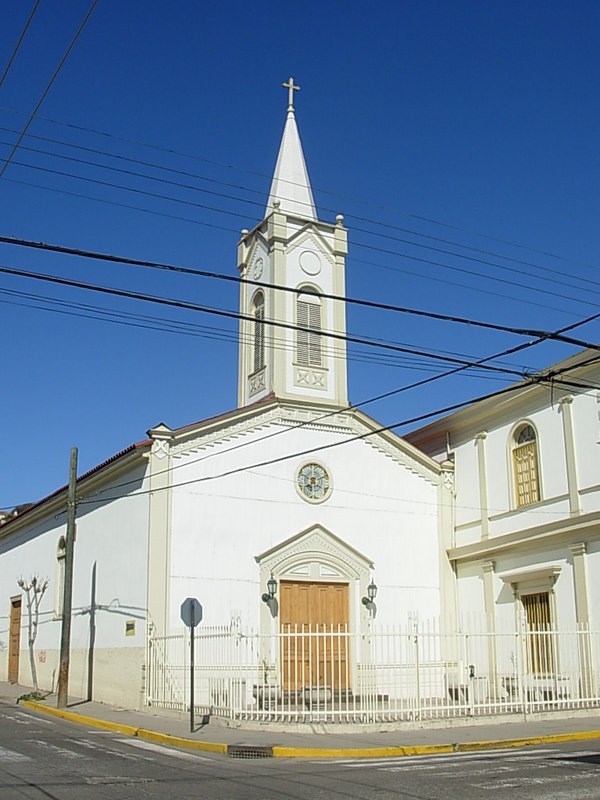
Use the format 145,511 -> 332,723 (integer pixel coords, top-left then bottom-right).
262,574 -> 277,604
361,579 -> 378,607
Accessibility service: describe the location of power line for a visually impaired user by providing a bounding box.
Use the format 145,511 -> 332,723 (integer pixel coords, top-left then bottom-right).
3,236 -> 600,351
77,362 -> 598,507
0,0 -> 98,181
2,261 -> 545,376
75,314 -> 600,500
3,138 -> 599,304
3,284 -> 504,375
1,103 -> 596,275
0,1 -> 41,89
3,289 -> 597,511
1,173 -> 583,318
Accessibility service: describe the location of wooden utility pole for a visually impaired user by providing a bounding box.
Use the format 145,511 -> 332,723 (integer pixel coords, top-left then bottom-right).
57,447 -> 78,709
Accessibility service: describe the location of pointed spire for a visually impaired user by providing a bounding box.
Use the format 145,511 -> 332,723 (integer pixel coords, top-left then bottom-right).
265,77 -> 317,221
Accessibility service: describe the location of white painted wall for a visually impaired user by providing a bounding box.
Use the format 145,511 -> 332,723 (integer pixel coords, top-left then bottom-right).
168,418 -> 440,633
0,461 -> 149,708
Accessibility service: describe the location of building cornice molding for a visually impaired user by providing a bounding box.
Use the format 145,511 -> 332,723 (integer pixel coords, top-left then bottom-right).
406,351 -> 600,447
164,400 -> 440,485
449,510 -> 600,564
0,446 -> 149,540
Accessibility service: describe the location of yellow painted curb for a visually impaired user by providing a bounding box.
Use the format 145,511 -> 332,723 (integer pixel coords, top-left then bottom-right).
22,701 -> 228,755
137,728 -> 228,755
21,701 -> 600,761
23,701 -> 139,736
272,729 -> 600,759
272,744 -> 454,759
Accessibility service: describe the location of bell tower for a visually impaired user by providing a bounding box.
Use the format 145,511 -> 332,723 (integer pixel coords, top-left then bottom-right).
237,78 -> 349,409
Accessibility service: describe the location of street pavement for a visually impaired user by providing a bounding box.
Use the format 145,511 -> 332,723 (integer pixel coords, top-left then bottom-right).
1,681 -> 599,759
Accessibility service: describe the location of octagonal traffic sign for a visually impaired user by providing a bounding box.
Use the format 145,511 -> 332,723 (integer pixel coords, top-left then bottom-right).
180,597 -> 203,628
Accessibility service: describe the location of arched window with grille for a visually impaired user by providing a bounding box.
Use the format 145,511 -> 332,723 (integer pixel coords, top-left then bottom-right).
55,536 -> 66,618
251,291 -> 265,373
512,423 -> 540,507
296,290 -> 322,367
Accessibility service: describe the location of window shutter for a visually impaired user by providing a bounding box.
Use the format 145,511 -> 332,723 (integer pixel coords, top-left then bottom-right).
297,300 -> 310,365
297,297 -> 321,367
513,442 -> 539,507
253,303 -> 264,372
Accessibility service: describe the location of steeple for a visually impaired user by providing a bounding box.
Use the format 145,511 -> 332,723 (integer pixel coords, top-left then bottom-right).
237,79 -> 348,410
265,77 -> 317,221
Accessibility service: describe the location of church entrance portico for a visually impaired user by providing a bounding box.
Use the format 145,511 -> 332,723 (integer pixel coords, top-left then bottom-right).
255,524 -> 374,699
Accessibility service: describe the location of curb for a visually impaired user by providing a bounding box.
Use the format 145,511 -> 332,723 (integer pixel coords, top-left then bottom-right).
22,701 -> 227,755
22,701 -> 600,760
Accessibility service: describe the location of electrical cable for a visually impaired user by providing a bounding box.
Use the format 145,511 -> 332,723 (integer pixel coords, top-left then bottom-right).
1,103 -> 596,274
0,1 -> 41,89
3,236 -> 600,351
77,363 -> 597,507
2,143 -> 598,306
0,171 -> 588,318
0,0 -> 98,181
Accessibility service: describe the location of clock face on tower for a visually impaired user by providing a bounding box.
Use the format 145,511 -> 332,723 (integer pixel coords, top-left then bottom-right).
296,462 -> 332,503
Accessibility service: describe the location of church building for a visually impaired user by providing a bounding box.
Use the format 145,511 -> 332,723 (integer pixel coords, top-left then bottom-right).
0,81 -> 454,710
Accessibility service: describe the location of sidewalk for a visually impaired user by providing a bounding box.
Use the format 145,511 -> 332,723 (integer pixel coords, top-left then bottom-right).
2,681 -> 599,759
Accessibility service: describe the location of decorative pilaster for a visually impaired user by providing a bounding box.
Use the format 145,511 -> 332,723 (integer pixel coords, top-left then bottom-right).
475,432 -> 489,539
146,424 -> 173,636
482,559 -> 499,699
439,460 -> 458,630
482,560 -> 496,632
559,395 -> 581,516
570,542 -> 591,626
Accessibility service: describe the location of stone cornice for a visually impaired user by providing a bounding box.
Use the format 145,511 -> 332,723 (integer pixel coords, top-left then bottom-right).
449,509 -> 600,564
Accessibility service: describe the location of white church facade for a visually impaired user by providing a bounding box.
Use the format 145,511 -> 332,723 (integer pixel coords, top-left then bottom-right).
1,83 -> 598,720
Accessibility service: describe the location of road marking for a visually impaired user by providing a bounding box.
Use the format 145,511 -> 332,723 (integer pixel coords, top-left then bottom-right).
12,710 -> 52,725
330,747 -> 561,768
66,737 -> 151,762
115,737 -> 212,761
26,739 -> 87,759
0,709 -> 52,725
0,745 -> 30,763
472,771 -> 595,790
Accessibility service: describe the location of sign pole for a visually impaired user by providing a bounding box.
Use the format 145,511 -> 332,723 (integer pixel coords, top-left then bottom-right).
180,596 -> 202,734
190,602 -> 195,733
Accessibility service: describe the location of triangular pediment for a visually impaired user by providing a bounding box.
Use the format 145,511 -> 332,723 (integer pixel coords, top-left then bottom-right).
285,227 -> 334,265
255,523 -> 373,580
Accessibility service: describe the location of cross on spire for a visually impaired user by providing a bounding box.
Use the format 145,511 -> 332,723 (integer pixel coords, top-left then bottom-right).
282,77 -> 300,109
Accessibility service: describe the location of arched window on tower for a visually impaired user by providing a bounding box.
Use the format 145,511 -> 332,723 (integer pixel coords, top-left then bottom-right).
512,423 -> 540,507
251,291 -> 265,373
296,290 -> 322,367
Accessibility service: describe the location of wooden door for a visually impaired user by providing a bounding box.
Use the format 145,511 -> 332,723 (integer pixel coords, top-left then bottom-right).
523,592 -> 553,674
8,597 -> 22,684
280,581 -> 349,691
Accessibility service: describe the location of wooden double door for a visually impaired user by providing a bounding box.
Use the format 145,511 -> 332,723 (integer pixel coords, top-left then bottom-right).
279,580 -> 349,691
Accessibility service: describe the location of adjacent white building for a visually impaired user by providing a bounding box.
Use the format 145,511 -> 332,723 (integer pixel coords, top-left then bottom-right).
406,350 -> 600,640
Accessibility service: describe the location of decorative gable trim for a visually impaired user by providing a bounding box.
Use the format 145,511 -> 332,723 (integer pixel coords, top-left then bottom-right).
255,523 -> 373,580
285,228 -> 334,266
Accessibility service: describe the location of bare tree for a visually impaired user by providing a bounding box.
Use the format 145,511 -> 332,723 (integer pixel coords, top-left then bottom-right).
17,574 -> 49,692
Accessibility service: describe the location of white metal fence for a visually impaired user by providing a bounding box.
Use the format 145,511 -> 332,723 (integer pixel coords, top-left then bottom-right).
147,620 -> 600,723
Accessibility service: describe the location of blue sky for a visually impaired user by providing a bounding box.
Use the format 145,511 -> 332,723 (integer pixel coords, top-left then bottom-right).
1,1 -> 599,509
